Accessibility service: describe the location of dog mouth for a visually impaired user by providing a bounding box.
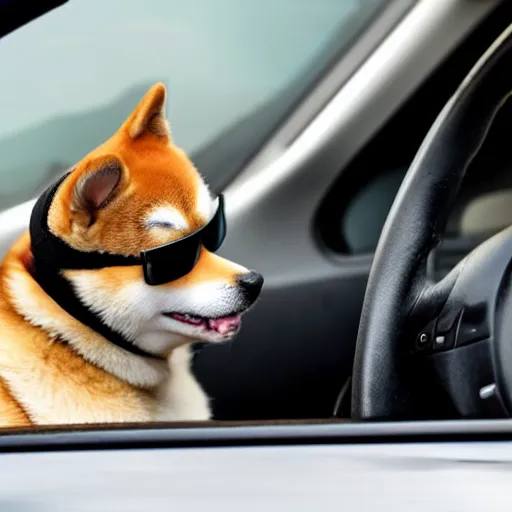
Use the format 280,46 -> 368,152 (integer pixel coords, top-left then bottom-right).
165,312 -> 242,336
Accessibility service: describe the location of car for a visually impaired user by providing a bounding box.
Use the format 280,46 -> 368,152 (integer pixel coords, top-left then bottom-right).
1,0 -> 512,509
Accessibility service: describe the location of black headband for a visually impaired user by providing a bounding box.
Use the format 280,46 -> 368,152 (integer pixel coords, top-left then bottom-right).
29,172 -> 225,359
30,172 -> 141,272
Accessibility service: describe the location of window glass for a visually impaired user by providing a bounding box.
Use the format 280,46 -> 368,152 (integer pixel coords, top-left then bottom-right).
0,0 -> 388,212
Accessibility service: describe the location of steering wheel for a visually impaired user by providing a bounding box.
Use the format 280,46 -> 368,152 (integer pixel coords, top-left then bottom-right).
352,24 -> 512,421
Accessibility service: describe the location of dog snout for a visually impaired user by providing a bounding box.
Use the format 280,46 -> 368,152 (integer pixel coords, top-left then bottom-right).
236,270 -> 264,303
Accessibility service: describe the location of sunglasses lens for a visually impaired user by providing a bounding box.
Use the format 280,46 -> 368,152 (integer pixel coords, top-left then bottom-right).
141,235 -> 200,286
140,195 -> 226,285
202,194 -> 226,252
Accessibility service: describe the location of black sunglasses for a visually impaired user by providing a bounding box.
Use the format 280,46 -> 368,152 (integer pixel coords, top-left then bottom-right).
140,194 -> 226,286
31,171 -> 226,287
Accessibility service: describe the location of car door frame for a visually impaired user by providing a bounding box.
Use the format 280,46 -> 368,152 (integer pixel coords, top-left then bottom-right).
0,418 -> 511,510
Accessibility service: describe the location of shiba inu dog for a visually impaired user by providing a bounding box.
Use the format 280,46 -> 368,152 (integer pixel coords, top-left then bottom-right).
0,83 -> 263,427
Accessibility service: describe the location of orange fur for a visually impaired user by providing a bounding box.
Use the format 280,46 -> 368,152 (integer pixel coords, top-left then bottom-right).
47,84 -> 205,256
0,233 -> 157,425
0,379 -> 31,427
0,83 -> 255,426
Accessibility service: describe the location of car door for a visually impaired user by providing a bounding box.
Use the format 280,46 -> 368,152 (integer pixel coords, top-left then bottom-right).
0,419 -> 511,510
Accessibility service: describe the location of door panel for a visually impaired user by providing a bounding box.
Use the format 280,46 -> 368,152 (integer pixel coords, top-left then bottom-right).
1,423 -> 512,511
194,273 -> 368,420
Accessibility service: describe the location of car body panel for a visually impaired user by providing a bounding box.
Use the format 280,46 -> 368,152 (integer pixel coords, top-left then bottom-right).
0,420 -> 512,510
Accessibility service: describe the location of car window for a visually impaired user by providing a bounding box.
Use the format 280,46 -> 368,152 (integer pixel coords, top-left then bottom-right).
0,0 -> 388,213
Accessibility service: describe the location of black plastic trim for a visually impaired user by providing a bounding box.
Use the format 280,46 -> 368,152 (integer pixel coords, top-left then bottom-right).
0,0 -> 67,39
2,419 -> 512,453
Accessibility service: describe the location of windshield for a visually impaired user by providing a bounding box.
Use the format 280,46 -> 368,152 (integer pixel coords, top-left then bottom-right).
0,0 -> 389,213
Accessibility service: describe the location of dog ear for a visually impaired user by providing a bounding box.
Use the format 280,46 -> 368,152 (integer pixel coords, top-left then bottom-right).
123,82 -> 171,141
72,156 -> 123,221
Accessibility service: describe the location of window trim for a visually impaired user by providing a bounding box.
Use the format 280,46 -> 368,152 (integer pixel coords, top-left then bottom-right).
234,0 -> 417,182
2,418 -> 512,453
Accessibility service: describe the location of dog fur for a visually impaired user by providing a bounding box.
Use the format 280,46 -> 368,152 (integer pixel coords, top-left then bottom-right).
0,83 -> 261,427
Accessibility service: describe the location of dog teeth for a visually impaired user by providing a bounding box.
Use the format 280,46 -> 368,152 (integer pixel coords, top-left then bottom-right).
187,315 -> 203,325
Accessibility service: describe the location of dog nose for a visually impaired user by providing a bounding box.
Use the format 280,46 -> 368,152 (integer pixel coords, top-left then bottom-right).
236,271 -> 264,302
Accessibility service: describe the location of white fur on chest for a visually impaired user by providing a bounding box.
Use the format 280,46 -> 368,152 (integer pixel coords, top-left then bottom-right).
3,258 -> 211,425
155,345 -> 211,422
0,339 -> 210,425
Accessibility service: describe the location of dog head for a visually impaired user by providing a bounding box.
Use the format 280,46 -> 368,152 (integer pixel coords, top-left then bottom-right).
41,83 -> 263,355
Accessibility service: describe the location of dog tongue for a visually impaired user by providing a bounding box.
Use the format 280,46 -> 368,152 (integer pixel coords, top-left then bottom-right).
209,314 -> 241,335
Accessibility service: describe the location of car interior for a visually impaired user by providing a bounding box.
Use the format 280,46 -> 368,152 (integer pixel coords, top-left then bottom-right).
196,0 -> 512,422
5,2 -> 512,509
1,0 -> 512,427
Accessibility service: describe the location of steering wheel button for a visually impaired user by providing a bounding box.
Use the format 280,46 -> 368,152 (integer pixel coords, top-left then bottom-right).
436,309 -> 462,333
415,319 -> 436,352
457,324 -> 488,347
433,328 -> 455,352
456,308 -> 490,347
415,332 -> 430,351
